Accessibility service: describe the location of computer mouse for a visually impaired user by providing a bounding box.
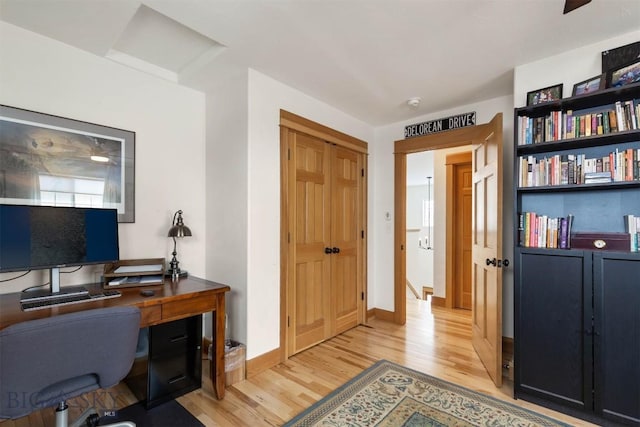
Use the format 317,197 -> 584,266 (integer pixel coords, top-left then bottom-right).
140,289 -> 155,297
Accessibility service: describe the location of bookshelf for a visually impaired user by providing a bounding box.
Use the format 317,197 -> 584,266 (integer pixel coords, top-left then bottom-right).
513,83 -> 640,426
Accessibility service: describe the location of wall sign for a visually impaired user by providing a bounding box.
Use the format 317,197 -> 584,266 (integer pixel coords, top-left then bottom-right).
404,111 -> 476,139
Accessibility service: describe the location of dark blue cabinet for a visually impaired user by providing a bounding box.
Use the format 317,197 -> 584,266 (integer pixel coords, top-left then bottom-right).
515,247 -> 640,426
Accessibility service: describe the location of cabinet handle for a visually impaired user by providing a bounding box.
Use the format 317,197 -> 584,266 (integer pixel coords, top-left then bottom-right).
486,258 -> 497,266
324,247 -> 332,254
332,247 -> 340,254
168,374 -> 187,384
170,335 -> 188,343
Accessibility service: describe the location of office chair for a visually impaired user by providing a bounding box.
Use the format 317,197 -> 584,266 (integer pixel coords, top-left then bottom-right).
0,306 -> 141,427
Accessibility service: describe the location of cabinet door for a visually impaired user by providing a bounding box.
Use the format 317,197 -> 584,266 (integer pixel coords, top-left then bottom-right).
147,315 -> 202,408
515,249 -> 592,411
594,252 -> 640,425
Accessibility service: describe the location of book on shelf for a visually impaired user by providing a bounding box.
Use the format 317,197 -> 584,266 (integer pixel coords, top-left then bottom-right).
519,212 -> 574,249
623,214 -> 640,252
584,171 -> 613,184
518,148 -> 640,188
517,98 -> 640,146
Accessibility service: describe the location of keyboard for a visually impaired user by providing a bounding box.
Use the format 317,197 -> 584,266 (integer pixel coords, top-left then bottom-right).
21,290 -> 122,311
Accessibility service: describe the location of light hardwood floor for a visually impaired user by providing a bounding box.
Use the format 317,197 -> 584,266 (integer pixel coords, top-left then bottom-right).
178,297 -> 596,426
1,298 -> 596,426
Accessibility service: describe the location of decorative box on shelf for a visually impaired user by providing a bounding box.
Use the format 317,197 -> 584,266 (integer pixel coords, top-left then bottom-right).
571,232 -> 631,252
103,258 -> 166,289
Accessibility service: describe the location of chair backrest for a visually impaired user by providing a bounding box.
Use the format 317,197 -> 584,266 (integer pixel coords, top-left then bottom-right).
0,306 -> 141,420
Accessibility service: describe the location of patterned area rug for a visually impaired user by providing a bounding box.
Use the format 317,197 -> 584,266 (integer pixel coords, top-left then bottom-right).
284,360 -> 570,427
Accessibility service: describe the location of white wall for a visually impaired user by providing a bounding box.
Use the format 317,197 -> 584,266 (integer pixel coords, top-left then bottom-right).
372,95 -> 515,336
204,59 -> 249,345
244,70 -> 373,359
514,31 -> 640,108
0,22 -> 206,292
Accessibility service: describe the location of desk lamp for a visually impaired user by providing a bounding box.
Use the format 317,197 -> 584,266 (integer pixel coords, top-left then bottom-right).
167,209 -> 192,280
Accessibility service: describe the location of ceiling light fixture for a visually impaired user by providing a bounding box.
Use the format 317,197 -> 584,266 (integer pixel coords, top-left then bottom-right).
407,97 -> 421,108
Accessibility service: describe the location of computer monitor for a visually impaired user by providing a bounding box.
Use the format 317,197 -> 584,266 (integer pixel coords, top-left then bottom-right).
0,204 -> 119,293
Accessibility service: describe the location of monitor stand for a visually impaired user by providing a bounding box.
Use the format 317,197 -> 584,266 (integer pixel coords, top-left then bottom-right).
20,267 -> 88,302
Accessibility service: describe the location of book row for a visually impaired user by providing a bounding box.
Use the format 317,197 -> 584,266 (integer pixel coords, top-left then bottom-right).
518,212 -> 574,249
624,214 -> 640,253
518,148 -> 640,188
517,99 -> 640,145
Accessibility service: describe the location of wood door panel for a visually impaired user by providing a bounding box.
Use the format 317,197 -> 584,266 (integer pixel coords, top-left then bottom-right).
454,163 -> 473,310
291,132 -> 331,354
471,114 -> 503,387
331,146 -> 360,335
333,254 -> 358,334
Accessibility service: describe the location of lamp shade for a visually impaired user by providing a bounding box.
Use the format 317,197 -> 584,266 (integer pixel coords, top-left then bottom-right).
168,224 -> 192,238
167,210 -> 192,238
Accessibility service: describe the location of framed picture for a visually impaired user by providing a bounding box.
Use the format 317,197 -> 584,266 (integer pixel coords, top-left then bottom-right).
0,105 -> 135,222
601,41 -> 640,74
606,59 -> 640,89
572,74 -> 605,96
526,84 -> 563,106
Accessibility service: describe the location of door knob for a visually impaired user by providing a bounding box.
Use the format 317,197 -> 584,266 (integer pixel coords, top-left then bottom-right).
486,258 -> 497,266
332,247 -> 340,254
324,247 -> 332,254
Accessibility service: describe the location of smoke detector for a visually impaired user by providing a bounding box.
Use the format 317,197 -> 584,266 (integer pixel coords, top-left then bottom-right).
407,97 -> 421,108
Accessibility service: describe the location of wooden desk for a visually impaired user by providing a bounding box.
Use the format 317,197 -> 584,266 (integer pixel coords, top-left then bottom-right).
0,276 -> 230,400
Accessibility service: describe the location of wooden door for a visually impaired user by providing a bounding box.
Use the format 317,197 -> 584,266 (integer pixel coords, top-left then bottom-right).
454,162 -> 472,310
284,125 -> 365,356
331,146 -> 361,335
471,113 -> 503,387
289,132 -> 332,354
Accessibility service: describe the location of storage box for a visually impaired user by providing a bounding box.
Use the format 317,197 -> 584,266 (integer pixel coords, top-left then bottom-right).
224,340 -> 246,386
571,232 -> 631,252
103,258 -> 166,289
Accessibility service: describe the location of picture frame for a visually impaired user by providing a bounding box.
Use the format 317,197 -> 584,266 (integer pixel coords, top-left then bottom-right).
526,84 -> 563,106
601,41 -> 640,74
572,74 -> 605,96
606,59 -> 640,89
0,105 -> 135,222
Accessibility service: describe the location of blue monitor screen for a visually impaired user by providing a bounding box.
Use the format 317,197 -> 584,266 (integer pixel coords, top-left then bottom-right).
0,205 -> 119,272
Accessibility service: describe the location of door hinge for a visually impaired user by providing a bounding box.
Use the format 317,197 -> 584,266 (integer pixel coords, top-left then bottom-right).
361,230 -> 365,239
361,168 -> 364,177
361,292 -> 364,301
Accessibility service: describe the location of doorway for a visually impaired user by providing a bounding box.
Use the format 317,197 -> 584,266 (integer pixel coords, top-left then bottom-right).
394,114 -> 504,387
405,152 -> 434,305
405,150 -> 472,310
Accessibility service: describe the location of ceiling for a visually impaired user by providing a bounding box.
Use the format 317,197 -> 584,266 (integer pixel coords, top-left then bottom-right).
1,0 -> 639,126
